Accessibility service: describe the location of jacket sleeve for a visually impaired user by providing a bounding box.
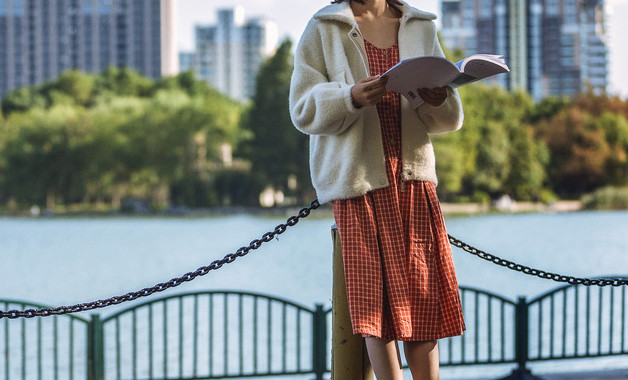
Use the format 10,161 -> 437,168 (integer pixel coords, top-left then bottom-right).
416,35 -> 464,135
289,22 -> 362,136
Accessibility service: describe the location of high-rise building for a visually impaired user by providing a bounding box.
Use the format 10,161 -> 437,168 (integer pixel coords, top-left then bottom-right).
441,0 -> 609,100
0,0 -> 178,98
179,51 -> 194,72
193,7 -> 278,101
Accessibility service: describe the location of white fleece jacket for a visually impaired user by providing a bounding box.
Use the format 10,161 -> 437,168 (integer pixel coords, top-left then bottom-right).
289,1 -> 464,204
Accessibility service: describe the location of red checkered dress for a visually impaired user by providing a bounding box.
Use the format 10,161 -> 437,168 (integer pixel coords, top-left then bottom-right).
332,40 -> 465,341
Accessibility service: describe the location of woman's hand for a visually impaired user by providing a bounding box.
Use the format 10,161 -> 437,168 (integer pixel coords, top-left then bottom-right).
417,87 -> 448,107
350,76 -> 389,108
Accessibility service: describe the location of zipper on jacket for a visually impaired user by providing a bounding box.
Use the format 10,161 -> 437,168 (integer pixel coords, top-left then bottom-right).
348,27 -> 370,77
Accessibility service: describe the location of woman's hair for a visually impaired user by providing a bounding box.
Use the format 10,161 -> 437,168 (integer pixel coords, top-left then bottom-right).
330,0 -> 404,12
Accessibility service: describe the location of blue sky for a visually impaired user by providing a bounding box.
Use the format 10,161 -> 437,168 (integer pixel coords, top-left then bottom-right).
176,0 -> 628,98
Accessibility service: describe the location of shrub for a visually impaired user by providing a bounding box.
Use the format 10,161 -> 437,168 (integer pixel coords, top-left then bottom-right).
581,186 -> 628,210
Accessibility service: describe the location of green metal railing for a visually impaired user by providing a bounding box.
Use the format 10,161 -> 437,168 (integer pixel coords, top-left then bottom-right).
527,280 -> 628,361
2,282 -> 627,380
98,291 -> 328,380
1,300 -> 90,380
438,286 -> 517,366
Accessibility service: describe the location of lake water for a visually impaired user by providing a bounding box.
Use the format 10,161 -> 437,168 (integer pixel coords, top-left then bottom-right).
1,208 -> 627,379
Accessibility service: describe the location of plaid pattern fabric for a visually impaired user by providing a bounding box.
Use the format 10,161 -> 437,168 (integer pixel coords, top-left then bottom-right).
332,40 -> 465,341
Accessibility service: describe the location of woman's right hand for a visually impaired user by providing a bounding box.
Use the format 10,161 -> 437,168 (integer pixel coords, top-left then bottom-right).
350,76 -> 388,108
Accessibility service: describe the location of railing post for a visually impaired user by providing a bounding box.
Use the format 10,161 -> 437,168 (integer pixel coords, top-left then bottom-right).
87,314 -> 105,380
331,226 -> 373,380
503,296 -> 541,380
312,304 -> 327,380
515,296 -> 529,372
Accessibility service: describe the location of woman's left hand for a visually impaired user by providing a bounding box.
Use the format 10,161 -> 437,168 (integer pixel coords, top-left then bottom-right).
417,87 -> 448,107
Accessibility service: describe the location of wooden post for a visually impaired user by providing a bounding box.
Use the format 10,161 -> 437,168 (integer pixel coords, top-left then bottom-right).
331,226 -> 374,380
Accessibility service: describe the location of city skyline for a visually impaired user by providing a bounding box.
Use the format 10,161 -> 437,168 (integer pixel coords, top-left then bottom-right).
0,0 -> 178,97
440,0 -> 609,100
176,0 -> 628,98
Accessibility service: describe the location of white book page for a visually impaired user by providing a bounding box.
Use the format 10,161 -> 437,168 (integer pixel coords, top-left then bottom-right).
459,54 -> 510,79
383,56 -> 461,107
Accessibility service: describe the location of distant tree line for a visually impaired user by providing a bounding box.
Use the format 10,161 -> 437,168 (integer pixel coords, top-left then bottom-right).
0,67 -> 253,210
1,39 -> 627,212
435,85 -> 628,202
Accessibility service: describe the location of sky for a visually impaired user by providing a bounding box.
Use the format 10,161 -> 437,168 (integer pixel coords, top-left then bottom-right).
176,0 -> 628,98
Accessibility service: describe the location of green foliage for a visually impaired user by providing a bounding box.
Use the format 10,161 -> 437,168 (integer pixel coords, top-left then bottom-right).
1,106 -> 93,205
525,95 -> 571,123
212,167 -> 264,207
1,87 -> 47,115
2,58 -> 628,211
239,38 -> 314,204
97,66 -> 153,97
0,68 -> 245,210
433,84 -> 548,201
503,124 -> 550,200
582,186 -> 628,210
532,105 -> 628,196
45,70 -> 96,106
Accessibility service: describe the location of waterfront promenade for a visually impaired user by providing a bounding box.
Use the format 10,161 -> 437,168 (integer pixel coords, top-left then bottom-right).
543,369 -> 628,379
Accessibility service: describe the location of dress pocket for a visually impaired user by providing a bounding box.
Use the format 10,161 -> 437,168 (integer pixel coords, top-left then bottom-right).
410,239 -> 432,265
409,239 -> 435,293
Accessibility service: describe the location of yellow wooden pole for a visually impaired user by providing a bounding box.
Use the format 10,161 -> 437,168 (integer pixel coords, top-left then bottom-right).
331,226 -> 374,380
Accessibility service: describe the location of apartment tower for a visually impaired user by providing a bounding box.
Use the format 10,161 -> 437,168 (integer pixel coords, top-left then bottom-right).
0,0 -> 178,97
193,7 -> 278,101
441,0 -> 608,99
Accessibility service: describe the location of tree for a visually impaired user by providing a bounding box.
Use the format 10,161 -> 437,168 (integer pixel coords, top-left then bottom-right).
503,124 -> 549,200
96,66 -> 153,97
239,39 -> 313,204
534,108 -> 610,196
45,70 -> 96,106
1,87 -> 47,115
433,84 -> 550,201
598,112 -> 628,186
525,95 -> 571,124
0,68 -> 247,210
0,106 -> 95,207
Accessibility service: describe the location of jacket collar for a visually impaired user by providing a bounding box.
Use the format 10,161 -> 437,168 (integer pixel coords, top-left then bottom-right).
313,1 -> 436,26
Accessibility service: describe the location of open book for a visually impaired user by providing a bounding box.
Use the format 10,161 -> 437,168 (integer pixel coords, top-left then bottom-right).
382,54 -> 510,108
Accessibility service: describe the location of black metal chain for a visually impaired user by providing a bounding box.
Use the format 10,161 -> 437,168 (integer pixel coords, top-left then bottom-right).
0,200 -> 321,320
448,234 -> 628,287
2,198 -> 626,319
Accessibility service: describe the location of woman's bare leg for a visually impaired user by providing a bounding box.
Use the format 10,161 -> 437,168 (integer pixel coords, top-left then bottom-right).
403,340 -> 439,380
365,337 -> 404,380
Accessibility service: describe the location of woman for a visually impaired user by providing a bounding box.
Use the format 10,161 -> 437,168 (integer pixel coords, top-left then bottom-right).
289,0 -> 465,378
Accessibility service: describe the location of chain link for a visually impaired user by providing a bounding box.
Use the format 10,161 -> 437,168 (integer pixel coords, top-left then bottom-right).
2,198 -> 626,320
448,234 -> 628,287
0,200 -> 321,320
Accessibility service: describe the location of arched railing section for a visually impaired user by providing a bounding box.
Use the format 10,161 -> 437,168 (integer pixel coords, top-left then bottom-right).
99,290 -> 325,380
0,300 -> 90,380
527,279 -> 628,361
440,287 -> 517,366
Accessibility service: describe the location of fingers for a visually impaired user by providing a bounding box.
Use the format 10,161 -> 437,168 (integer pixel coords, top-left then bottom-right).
359,75 -> 388,90
359,75 -> 384,84
351,76 -> 389,107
